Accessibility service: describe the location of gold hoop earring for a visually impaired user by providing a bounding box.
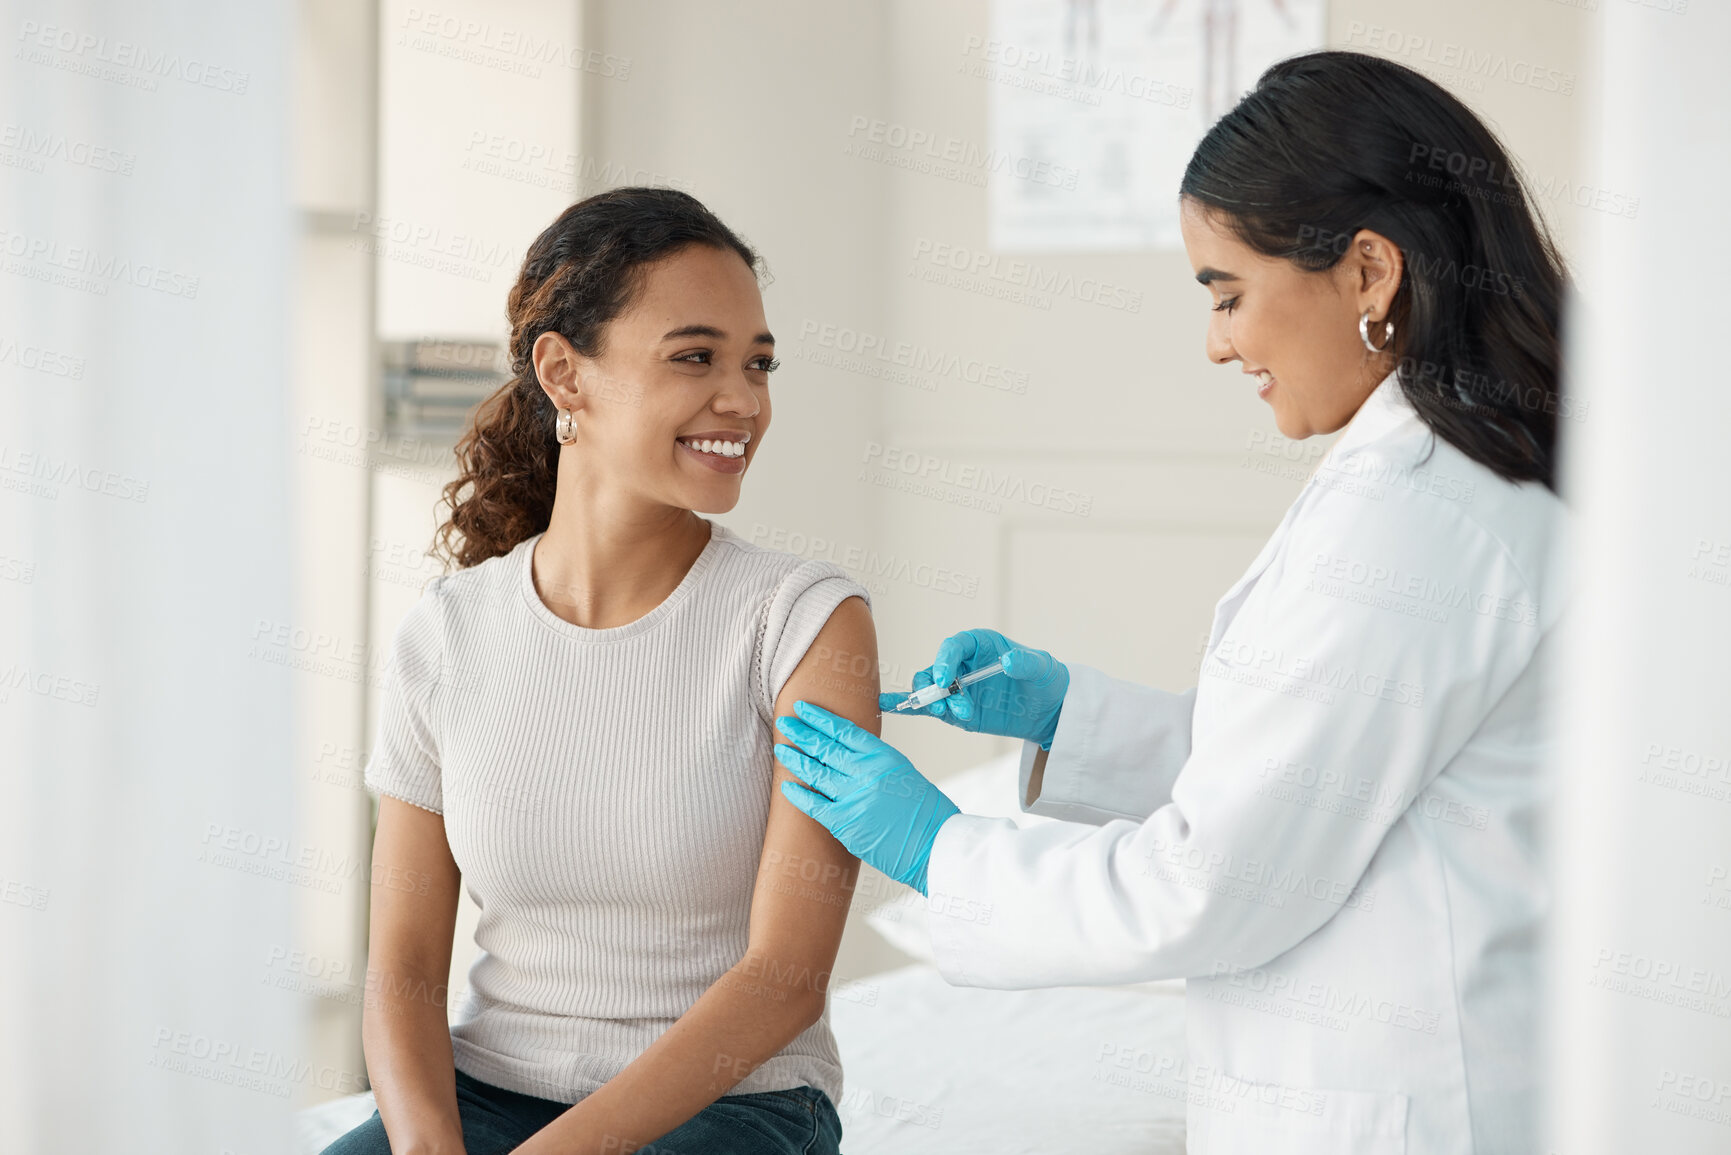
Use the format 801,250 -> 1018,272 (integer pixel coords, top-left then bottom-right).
555,408 -> 577,445
1359,310 -> 1393,354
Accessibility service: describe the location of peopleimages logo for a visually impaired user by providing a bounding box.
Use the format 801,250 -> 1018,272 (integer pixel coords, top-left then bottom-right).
1344,22 -> 1575,96
796,320 -> 1029,395
0,332 -> 85,379
0,227 -> 200,299
0,122 -> 135,174
908,238 -> 1143,313
395,7 -> 632,79
844,115 -> 1079,190
958,35 -> 1193,109
0,443 -> 149,503
15,19 -> 252,94
1204,639 -> 1426,708
860,441 -> 1094,517
749,524 -> 983,598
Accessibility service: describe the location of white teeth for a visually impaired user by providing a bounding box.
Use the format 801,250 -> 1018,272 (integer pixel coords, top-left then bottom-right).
683,438 -> 744,458
1256,372 -> 1273,386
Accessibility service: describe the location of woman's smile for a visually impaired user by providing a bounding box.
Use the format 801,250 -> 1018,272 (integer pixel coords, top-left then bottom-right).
676,431 -> 749,474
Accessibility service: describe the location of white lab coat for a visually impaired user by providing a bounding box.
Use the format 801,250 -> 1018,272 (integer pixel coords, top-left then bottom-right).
925,372 -> 1569,1155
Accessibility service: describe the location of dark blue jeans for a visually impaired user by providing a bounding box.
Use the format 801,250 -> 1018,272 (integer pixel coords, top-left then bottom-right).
320,1066 -> 843,1155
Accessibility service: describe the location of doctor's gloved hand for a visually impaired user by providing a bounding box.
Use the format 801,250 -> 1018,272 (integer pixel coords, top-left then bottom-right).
880,628 -> 1070,749
774,700 -> 960,896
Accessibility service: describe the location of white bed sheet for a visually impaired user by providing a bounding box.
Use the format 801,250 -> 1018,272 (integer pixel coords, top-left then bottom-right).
829,962 -> 1187,1154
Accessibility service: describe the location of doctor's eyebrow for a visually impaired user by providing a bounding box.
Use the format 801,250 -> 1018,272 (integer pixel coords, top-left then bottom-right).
1195,268 -> 1238,286
660,324 -> 776,345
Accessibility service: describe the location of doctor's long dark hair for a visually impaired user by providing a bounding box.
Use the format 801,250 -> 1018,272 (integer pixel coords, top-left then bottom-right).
1181,51 -> 1568,492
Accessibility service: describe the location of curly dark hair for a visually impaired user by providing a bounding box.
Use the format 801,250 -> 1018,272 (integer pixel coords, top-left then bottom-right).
434,187 -> 762,569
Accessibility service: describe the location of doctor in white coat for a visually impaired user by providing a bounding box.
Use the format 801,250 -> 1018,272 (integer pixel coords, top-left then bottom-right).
775,52 -> 1571,1155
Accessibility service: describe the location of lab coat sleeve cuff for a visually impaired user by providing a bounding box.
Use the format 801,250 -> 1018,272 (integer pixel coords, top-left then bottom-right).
925,813 -> 1014,989
1017,663 -> 1196,825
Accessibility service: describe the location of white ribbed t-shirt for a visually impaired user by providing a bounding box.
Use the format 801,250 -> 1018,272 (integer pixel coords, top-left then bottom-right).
363,518 -> 872,1106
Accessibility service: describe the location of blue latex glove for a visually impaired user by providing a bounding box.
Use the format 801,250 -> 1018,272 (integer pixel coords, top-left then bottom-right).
773,700 -> 960,896
879,628 -> 1071,748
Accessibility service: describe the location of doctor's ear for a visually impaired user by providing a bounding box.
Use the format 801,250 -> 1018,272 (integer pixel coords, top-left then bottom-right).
1345,229 -> 1405,323
531,330 -> 589,411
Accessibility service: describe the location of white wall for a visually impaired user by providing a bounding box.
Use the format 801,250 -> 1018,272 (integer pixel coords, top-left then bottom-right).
374,0 -> 584,342
1546,4 -> 1731,1152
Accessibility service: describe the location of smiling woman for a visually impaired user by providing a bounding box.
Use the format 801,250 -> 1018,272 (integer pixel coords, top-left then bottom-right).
435,189 -> 778,569
1177,50 -> 1567,490
323,189 -> 877,1155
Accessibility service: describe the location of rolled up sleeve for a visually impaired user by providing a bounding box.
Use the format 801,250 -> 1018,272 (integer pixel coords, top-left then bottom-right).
1018,664 -> 1196,826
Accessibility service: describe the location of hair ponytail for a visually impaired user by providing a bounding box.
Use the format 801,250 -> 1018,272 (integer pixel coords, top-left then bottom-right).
434,187 -> 761,569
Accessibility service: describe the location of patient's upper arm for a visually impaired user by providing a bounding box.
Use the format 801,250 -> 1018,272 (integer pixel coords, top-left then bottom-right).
369,795 -> 462,982
747,595 -> 877,1013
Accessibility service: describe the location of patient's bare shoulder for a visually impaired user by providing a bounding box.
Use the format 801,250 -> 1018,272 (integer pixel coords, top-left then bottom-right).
776,594 -> 879,736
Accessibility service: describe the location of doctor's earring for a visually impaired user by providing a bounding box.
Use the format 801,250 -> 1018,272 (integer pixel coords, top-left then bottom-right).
1359,310 -> 1394,354
555,406 -> 578,445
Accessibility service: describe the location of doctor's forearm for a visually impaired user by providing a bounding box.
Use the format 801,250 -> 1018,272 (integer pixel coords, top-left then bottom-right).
510,958 -> 825,1154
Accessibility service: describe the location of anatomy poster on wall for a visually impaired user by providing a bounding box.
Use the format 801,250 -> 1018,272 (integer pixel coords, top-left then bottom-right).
984,0 -> 1326,251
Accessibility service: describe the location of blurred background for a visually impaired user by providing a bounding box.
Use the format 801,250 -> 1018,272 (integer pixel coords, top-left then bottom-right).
2,1 -> 1727,1152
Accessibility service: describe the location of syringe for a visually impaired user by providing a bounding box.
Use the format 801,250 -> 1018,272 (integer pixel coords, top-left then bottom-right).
890,658 -> 1007,712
